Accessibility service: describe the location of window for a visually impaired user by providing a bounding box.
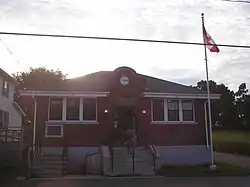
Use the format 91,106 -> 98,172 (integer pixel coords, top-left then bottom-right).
48,97 -> 97,122
66,97 -> 80,120
152,99 -> 164,121
151,99 -> 195,123
167,100 -> 179,121
45,124 -> 63,138
2,80 -> 9,98
83,98 -> 96,121
0,110 -> 9,128
182,100 -> 194,121
49,98 -> 63,120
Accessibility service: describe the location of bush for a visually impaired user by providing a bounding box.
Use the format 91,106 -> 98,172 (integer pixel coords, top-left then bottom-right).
155,164 -> 250,177
213,142 -> 250,156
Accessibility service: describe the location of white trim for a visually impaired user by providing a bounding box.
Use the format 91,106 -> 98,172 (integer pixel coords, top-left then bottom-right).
150,100 -> 153,121
79,97 -> 83,121
179,100 -> 183,121
143,92 -> 220,99
20,90 -> 109,97
46,120 -> 99,124
48,97 -> 98,123
62,97 -> 66,121
181,100 -> 195,122
164,100 -> 168,121
151,121 -> 197,125
46,121 -> 99,125
95,98 -> 98,121
45,124 -> 64,138
151,99 -> 196,124
48,97 -> 64,121
48,97 -> 50,121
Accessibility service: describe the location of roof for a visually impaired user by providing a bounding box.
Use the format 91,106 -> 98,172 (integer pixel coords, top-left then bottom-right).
0,68 -> 18,85
21,70 -> 204,94
140,74 -> 204,94
13,102 -> 26,117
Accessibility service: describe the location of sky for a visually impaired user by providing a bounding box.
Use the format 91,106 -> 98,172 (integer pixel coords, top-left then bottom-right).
0,0 -> 249,90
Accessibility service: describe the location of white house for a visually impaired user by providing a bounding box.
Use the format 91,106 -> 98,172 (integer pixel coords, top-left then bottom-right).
0,68 -> 24,131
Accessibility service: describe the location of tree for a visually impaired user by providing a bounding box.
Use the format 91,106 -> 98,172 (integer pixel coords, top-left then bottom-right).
235,83 -> 250,129
194,80 -> 238,129
13,67 -> 67,90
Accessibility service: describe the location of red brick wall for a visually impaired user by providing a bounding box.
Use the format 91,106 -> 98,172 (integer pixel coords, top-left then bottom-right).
143,99 -> 206,146
20,67 -> 207,147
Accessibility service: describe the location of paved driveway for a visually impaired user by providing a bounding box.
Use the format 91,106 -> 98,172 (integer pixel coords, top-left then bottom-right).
3,177 -> 250,187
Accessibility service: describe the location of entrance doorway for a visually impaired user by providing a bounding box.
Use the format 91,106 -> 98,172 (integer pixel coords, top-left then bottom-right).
115,106 -> 135,131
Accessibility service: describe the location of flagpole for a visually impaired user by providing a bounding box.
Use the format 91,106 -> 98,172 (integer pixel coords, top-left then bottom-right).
201,13 -> 215,168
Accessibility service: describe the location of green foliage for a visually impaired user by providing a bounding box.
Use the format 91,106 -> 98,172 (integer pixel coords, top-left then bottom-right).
214,142 -> 250,156
213,130 -> 250,156
194,80 -> 250,130
13,67 -> 67,90
156,164 -> 250,177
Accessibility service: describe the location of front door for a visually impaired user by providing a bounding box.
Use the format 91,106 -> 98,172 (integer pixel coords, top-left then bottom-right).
116,106 -> 135,131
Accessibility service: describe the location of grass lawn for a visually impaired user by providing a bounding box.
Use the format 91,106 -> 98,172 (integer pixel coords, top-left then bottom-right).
213,130 -> 250,144
156,164 -> 250,177
213,130 -> 250,156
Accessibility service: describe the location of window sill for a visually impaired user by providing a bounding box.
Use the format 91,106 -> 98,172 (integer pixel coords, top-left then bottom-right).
151,121 -> 197,125
46,121 -> 99,125
45,135 -> 64,138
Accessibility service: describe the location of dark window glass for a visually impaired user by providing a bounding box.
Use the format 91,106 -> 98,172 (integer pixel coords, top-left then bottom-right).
49,98 -> 63,120
182,100 -> 194,121
167,100 -> 179,121
152,100 -> 164,121
66,98 -> 80,120
2,80 -> 9,98
83,98 -> 96,120
0,110 -> 9,128
46,125 -> 62,136
0,110 -> 2,128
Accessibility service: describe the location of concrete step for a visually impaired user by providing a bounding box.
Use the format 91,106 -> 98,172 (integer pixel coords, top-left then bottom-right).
36,156 -> 62,160
32,164 -> 64,169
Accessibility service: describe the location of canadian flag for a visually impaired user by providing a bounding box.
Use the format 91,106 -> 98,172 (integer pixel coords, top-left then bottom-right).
203,26 -> 220,53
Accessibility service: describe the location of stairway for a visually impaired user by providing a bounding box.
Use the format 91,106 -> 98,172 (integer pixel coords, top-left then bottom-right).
31,154 -> 65,178
111,146 -> 154,176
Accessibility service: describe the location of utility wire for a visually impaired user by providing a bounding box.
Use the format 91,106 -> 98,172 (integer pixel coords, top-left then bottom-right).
0,31 -> 250,49
0,38 -> 20,64
222,0 -> 250,3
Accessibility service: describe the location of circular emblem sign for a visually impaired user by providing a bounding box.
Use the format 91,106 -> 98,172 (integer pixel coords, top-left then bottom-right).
120,76 -> 129,85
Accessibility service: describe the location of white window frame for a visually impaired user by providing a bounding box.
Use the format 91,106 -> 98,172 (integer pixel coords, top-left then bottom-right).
48,97 -> 64,122
182,100 -> 195,122
151,99 -> 196,124
47,96 -> 98,123
45,123 -> 64,138
2,80 -> 10,98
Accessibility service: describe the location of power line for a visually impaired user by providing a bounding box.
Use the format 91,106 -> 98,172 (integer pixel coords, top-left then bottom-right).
0,38 -> 20,64
0,31 -> 250,49
222,0 -> 250,3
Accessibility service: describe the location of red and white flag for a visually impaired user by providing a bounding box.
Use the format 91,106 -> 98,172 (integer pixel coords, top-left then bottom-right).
203,26 -> 220,53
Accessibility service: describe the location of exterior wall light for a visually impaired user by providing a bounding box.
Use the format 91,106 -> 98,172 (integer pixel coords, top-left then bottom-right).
142,110 -> 146,114
104,109 -> 108,114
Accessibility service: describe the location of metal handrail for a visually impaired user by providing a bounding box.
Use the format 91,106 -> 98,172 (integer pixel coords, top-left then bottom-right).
28,143 -> 40,177
109,146 -> 114,173
149,144 -> 158,171
127,139 -> 135,173
62,136 -> 68,176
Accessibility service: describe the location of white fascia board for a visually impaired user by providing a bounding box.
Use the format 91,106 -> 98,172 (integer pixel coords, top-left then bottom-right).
19,90 -> 109,97
143,92 -> 220,99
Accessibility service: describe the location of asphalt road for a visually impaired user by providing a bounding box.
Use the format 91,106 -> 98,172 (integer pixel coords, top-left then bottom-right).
2,177 -> 250,187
